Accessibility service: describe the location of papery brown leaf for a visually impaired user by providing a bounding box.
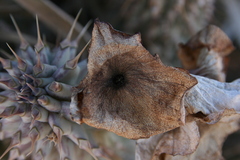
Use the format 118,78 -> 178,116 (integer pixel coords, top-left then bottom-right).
136,121 -> 200,160
136,113 -> 240,160
178,25 -> 235,82
153,121 -> 199,156
162,116 -> 240,160
134,24 -> 239,160
71,20 -> 197,139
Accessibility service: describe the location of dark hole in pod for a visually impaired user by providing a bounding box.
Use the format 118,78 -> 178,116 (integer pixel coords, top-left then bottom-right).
110,74 -> 126,89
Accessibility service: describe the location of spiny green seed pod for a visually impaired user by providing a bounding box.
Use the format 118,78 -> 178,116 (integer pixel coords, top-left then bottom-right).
0,11 -> 117,160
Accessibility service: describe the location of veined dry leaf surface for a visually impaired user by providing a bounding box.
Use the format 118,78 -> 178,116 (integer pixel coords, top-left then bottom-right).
136,25 -> 240,160
71,20 -> 197,139
136,121 -> 200,160
137,115 -> 240,160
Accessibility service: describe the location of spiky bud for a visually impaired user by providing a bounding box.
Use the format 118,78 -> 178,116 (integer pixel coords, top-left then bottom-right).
0,12 -> 121,160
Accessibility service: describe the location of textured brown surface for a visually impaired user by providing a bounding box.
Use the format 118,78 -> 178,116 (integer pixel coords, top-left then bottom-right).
135,24 -> 240,160
136,121 -> 200,160
75,21 -> 197,139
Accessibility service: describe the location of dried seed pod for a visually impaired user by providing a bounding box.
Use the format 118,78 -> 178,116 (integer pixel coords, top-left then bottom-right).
71,20 -> 197,139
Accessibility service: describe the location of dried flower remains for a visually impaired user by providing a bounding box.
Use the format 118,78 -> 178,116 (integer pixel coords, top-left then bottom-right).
71,20 -> 197,139
136,25 -> 239,160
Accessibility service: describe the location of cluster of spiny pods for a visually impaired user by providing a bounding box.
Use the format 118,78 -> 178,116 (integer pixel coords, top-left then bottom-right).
0,11 -> 110,160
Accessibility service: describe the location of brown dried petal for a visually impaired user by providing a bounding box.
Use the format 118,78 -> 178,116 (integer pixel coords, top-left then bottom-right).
72,21 -> 197,139
178,25 -> 234,82
153,121 -> 199,156
136,121 -> 199,160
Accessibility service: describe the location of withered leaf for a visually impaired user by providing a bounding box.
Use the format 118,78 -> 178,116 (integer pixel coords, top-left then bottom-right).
136,115 -> 240,160
153,121 -> 200,156
178,25 -> 235,82
136,121 -> 200,160
72,20 -> 197,139
134,24 -> 240,160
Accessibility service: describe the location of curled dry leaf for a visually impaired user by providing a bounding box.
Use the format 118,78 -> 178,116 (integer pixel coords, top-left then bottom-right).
178,25 -> 235,82
185,75 -> 240,123
136,75 -> 240,159
70,20 -> 197,139
136,115 -> 240,160
136,25 -> 240,160
136,121 -> 200,160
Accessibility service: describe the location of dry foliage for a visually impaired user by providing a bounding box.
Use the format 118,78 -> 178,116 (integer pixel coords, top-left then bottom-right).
1,1 -> 240,159
71,21 -> 197,139
135,25 -> 239,160
70,22 -> 240,160
178,25 -> 235,82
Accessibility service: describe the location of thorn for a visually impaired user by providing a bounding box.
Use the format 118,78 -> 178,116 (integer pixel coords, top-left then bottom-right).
35,15 -> 44,52
0,57 -> 11,69
22,74 -> 33,83
66,9 -> 82,41
6,43 -> 27,71
0,95 -> 7,103
34,77 -> 54,87
9,148 -> 20,159
23,74 -> 35,80
79,139 -> 98,160
20,84 -> 30,94
19,95 -> 37,104
18,95 -> 29,101
65,39 -> 91,69
26,83 -> 46,96
53,126 -> 63,153
27,128 -> 39,157
75,20 -> 92,44
0,49 -> 14,59
26,83 -> 35,92
0,78 -> 18,88
14,104 -> 26,116
31,107 -> 40,121
15,75 -> 25,84
33,49 -> 43,75
35,150 -> 44,160
60,9 -> 82,48
10,15 -> 29,50
0,106 -> 16,118
36,49 -> 43,69
0,131 -> 21,159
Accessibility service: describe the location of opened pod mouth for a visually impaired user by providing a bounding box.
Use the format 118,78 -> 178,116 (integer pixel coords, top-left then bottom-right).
109,73 -> 126,89
71,20 -> 197,139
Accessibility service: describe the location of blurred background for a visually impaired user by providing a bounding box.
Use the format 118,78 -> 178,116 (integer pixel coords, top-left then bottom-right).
0,0 -> 240,159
